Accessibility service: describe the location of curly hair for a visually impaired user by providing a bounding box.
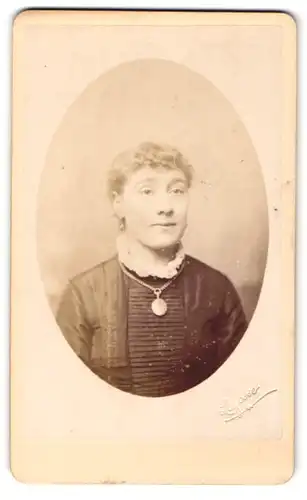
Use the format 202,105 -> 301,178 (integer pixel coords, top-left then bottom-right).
107,142 -> 193,199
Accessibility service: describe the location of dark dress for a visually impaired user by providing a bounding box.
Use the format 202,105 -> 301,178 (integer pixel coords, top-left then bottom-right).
56,255 -> 248,397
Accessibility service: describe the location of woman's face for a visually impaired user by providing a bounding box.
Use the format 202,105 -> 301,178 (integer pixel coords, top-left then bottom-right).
114,166 -> 189,250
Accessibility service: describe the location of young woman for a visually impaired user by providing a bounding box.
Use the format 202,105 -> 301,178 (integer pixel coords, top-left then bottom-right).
56,142 -> 248,397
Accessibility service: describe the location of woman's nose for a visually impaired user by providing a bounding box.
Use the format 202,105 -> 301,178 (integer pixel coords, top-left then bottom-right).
157,207 -> 174,216
156,196 -> 174,216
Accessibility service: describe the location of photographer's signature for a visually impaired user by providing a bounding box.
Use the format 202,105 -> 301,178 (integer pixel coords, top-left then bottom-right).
220,385 -> 278,423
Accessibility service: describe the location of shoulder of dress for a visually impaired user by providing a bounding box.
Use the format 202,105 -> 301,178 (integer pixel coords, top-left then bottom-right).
184,254 -> 225,278
69,255 -> 118,290
184,254 -> 238,295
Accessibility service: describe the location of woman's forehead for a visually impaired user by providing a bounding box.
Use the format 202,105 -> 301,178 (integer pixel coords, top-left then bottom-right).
126,166 -> 187,185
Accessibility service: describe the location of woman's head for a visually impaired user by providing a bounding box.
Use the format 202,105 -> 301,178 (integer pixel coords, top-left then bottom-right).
108,142 -> 193,250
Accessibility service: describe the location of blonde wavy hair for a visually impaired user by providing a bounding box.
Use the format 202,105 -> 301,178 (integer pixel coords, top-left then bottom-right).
107,142 -> 193,199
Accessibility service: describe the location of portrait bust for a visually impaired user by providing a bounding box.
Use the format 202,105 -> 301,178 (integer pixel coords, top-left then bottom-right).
56,141 -> 248,397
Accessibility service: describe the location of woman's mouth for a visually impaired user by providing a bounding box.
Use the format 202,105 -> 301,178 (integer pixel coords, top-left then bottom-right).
151,222 -> 177,227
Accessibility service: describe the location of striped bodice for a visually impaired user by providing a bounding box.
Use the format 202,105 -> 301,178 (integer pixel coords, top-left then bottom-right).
127,273 -> 186,397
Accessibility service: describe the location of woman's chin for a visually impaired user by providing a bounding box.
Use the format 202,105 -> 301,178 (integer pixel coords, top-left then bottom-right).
143,238 -> 181,251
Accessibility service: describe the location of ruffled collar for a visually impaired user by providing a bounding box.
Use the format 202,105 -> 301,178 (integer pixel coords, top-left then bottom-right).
116,233 -> 185,279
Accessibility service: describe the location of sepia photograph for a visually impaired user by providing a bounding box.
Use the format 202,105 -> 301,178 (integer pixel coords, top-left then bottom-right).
11,10 -> 295,484
37,58 -> 269,398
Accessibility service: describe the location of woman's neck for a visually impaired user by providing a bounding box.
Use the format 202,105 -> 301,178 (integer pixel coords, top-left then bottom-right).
116,233 -> 185,279
143,242 -> 178,263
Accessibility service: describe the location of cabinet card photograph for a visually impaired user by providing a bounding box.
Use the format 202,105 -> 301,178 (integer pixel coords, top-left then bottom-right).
11,10 -> 296,484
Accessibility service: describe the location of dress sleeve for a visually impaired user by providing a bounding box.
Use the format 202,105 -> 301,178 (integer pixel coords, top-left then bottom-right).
215,278 -> 248,365
56,281 -> 93,364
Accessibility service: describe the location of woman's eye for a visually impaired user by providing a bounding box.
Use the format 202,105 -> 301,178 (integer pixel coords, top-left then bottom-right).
140,187 -> 153,195
170,188 -> 185,195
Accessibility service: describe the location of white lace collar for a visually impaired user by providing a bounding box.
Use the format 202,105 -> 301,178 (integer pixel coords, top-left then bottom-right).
116,233 -> 185,279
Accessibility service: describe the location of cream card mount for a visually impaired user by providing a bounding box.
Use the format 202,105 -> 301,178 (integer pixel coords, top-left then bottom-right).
11,10 -> 296,484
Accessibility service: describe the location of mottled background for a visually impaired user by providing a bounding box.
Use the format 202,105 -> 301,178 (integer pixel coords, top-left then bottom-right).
37,59 -> 269,322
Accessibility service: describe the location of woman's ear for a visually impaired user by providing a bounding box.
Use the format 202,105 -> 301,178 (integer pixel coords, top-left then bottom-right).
112,192 -> 124,219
